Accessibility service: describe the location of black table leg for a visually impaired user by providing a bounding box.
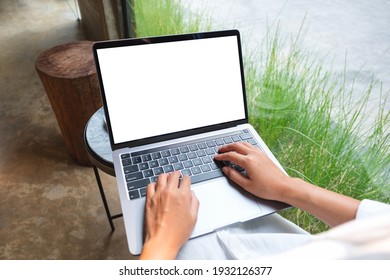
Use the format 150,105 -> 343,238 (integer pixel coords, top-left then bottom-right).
93,165 -> 119,231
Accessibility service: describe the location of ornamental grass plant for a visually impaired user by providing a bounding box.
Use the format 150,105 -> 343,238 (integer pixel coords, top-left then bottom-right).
132,0 -> 389,233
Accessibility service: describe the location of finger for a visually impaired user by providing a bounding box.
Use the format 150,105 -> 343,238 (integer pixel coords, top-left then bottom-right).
146,182 -> 156,199
155,173 -> 169,192
190,191 -> 200,218
218,142 -> 253,155
178,174 -> 191,191
241,141 -> 258,150
166,171 -> 181,189
214,150 -> 247,167
222,166 -> 251,188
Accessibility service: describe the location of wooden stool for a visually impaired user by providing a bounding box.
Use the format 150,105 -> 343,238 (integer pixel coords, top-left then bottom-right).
35,41 -> 102,165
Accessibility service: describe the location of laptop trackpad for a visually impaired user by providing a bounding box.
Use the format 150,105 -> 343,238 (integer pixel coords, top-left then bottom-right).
190,177 -> 262,237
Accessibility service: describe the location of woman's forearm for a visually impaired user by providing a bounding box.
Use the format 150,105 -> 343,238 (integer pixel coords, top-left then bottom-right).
283,178 -> 360,227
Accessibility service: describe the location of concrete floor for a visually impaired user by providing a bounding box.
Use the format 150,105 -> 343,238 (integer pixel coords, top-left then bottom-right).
0,0 -> 135,259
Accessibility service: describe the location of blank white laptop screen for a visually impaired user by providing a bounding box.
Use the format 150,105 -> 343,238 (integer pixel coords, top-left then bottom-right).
96,35 -> 246,145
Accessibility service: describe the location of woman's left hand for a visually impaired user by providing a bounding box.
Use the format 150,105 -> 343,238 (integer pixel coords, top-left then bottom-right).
140,171 -> 199,259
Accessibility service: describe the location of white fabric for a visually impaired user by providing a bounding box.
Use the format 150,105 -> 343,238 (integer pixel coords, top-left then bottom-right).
356,199 -> 390,219
177,212 -> 311,259
274,200 -> 390,259
177,199 -> 390,260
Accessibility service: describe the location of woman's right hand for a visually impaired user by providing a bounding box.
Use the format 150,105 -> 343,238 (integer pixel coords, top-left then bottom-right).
215,142 -> 360,227
214,142 -> 291,202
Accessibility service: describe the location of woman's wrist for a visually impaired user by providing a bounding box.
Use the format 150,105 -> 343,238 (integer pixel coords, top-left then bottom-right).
139,235 -> 181,260
277,177 -> 316,211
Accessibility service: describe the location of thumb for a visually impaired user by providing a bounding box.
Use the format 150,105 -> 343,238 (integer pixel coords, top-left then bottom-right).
190,191 -> 200,219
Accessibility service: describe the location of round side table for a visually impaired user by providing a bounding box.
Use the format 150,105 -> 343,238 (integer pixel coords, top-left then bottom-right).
84,107 -> 122,231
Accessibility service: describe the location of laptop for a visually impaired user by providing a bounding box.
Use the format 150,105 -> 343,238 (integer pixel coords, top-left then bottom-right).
92,29 -> 288,255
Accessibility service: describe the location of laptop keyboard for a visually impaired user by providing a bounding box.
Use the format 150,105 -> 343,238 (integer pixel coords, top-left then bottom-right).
120,129 -> 260,200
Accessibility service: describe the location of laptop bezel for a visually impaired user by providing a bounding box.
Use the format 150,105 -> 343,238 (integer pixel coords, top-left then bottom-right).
92,29 -> 249,151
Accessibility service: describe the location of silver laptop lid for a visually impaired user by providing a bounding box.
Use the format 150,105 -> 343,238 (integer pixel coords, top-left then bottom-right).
93,30 -> 248,150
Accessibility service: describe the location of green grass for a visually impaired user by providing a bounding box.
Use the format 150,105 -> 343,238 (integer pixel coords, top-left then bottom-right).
132,0 -> 212,37
245,26 -> 390,232
131,0 -> 390,233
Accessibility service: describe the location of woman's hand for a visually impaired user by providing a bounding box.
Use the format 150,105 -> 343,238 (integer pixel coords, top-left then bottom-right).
215,142 -> 360,227
139,171 -> 199,260
214,142 -> 291,202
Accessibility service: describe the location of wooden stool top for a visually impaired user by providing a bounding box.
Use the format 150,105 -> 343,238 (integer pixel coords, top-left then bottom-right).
35,41 -> 95,79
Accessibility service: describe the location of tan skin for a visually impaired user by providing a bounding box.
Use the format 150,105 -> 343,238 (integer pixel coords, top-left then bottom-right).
139,142 -> 360,259
139,171 -> 199,260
